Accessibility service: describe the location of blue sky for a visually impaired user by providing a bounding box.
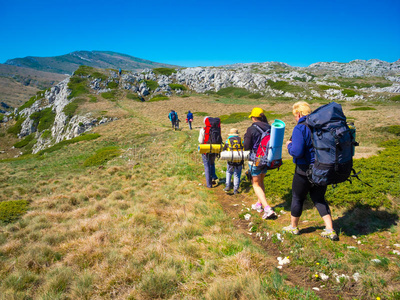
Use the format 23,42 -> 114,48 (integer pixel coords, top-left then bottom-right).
0,0 -> 399,67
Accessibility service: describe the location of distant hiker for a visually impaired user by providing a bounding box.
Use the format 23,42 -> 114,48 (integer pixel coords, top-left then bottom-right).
198,117 -> 222,188
118,68 -> 122,76
168,110 -> 179,130
223,128 -> 244,194
283,101 -> 338,240
244,107 -> 277,220
186,110 -> 194,130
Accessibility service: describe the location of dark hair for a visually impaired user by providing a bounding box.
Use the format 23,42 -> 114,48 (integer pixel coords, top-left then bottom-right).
254,113 -> 268,124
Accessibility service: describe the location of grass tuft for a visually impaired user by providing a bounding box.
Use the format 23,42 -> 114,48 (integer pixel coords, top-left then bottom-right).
0,200 -> 29,224
83,147 -> 121,167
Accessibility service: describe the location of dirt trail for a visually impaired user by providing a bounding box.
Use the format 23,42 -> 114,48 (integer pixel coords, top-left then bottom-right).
210,181 -> 358,300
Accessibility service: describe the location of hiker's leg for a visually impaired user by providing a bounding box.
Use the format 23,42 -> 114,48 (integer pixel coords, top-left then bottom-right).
291,172 -> 309,218
202,154 -> 212,187
226,164 -> 233,188
233,165 -> 242,191
310,185 -> 333,230
252,174 -> 269,208
209,155 -> 217,180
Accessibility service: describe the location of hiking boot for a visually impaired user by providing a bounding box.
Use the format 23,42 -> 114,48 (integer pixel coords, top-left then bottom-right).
321,229 -> 339,241
251,202 -> 263,213
282,225 -> 299,235
223,186 -> 231,192
233,189 -> 239,195
262,208 -> 277,220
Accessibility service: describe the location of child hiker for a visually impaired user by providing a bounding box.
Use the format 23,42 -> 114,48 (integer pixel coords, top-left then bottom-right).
223,128 -> 244,195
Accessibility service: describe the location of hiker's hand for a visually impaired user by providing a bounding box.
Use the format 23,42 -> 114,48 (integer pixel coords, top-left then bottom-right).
286,140 -> 292,148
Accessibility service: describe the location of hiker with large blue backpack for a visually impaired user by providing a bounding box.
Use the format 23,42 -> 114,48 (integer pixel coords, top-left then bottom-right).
168,110 -> 179,130
244,108 -> 277,220
198,116 -> 222,188
281,101 -> 360,241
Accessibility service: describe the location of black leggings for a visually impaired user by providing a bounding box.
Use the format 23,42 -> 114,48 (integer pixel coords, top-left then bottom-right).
291,172 -> 331,218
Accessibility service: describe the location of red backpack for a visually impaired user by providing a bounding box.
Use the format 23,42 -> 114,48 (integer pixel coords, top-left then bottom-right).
203,117 -> 222,144
251,124 -> 282,170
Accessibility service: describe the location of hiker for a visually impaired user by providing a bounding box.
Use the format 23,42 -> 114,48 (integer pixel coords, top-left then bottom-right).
283,101 -> 338,240
244,108 -> 277,219
223,128 -> 244,194
168,110 -> 178,130
198,116 -> 221,188
186,110 -> 193,130
118,68 -> 122,76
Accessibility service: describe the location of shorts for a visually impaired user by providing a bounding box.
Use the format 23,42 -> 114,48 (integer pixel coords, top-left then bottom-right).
248,163 -> 268,176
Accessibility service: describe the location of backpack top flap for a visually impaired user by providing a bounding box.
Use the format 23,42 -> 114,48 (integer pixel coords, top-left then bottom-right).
306,102 -> 346,129
204,117 -> 222,144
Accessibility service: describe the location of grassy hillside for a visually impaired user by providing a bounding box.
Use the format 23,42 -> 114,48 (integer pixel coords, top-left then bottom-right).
0,91 -> 399,299
5,51 -> 179,75
0,64 -> 68,107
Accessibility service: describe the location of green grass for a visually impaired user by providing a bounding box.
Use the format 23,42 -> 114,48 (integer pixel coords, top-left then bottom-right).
0,200 -> 29,224
217,87 -> 251,98
149,95 -> 169,102
169,83 -> 187,90
268,80 -> 304,93
153,68 -> 177,76
342,89 -> 360,97
127,93 -> 142,101
89,95 -> 97,103
0,114 -> 3,122
318,85 -> 340,91
390,95 -> 400,102
30,107 -> 56,132
107,81 -> 119,89
350,107 -> 376,111
19,90 -> 46,111
375,125 -> 400,136
101,90 -> 117,100
83,147 -> 121,167
7,117 -> 26,136
13,134 -> 35,148
68,77 -> 88,100
37,133 -> 100,155
91,72 -> 107,81
144,80 -> 159,91
73,65 -> 95,77
41,129 -> 52,139
63,98 -> 86,119
194,112 -> 209,116
219,112 -> 248,124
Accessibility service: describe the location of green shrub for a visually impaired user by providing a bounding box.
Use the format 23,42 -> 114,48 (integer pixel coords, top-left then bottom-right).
63,98 -> 85,119
390,95 -> 400,102
89,95 -> 97,103
350,107 -> 376,111
83,147 -> 121,167
194,112 -> 208,116
375,125 -> 400,136
169,83 -> 187,91
19,92 -> 44,111
0,113 -> 3,122
149,95 -> 169,102
0,200 -> 29,224
267,80 -> 303,93
13,134 -> 34,148
7,117 -> 26,136
91,72 -> 107,81
30,107 -> 56,131
74,65 -> 94,77
41,130 -> 52,139
342,89 -> 360,97
107,81 -> 119,89
37,133 -> 100,155
219,112 -> 248,124
318,85 -> 340,90
127,93 -> 142,101
145,80 -> 159,91
153,68 -> 177,76
293,76 -> 306,82
101,90 -> 117,100
248,93 -> 263,99
68,76 -> 88,99
217,87 -> 251,98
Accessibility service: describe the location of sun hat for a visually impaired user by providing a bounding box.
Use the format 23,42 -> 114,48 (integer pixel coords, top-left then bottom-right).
229,128 -> 239,136
249,107 -> 264,118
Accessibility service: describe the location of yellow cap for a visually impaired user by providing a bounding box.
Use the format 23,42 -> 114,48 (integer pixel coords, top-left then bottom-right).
249,107 -> 264,118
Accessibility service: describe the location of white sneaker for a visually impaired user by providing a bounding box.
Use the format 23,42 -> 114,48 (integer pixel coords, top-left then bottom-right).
251,202 -> 263,213
262,208 -> 277,220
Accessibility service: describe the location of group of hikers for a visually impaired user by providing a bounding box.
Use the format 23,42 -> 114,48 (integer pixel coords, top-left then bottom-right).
168,110 -> 193,130
198,101 -> 339,241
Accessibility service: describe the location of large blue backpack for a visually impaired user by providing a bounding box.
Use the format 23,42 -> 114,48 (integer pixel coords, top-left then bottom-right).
305,102 -> 358,186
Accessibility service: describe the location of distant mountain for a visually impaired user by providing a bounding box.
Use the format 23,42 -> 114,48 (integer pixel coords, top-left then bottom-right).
0,64 -> 68,107
5,51 -> 179,75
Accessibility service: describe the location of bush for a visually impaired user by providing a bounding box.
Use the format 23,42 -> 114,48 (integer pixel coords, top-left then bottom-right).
127,93 -> 142,101
13,134 -> 34,148
0,200 -> 29,224
74,65 -> 94,77
63,98 -> 85,119
145,80 -> 159,91
267,80 -> 303,93
30,107 -> 56,131
107,81 -> 119,89
342,89 -> 360,97
248,93 -> 263,99
68,77 -> 88,99
91,72 -> 107,81
7,117 -> 26,136
83,147 -> 121,167
169,83 -> 187,91
101,90 -> 117,100
350,107 -> 376,111
318,85 -> 340,91
0,113 -> 3,122
37,133 -> 100,155
219,112 -> 248,124
217,87 -> 251,98
153,68 -> 177,76
390,95 -> 400,102
149,95 -> 169,102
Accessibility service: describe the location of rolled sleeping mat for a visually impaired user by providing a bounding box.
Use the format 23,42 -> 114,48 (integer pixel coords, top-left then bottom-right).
220,150 -> 250,162
198,144 -> 223,154
267,119 -> 286,166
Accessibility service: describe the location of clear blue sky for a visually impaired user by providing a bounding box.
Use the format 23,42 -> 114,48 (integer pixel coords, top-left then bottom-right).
1,0 -> 399,67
